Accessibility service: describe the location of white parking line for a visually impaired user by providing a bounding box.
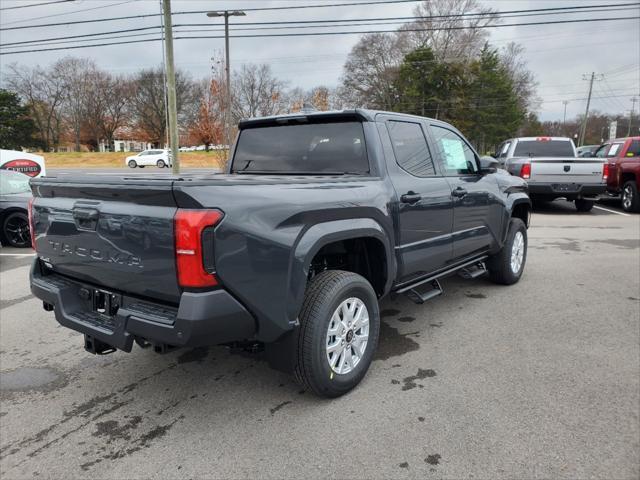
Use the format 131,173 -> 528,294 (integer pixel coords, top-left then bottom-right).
0,253 -> 36,257
593,205 -> 631,217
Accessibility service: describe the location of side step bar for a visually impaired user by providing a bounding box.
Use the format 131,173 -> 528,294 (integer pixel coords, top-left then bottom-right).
458,262 -> 487,279
405,279 -> 443,304
397,256 -> 488,305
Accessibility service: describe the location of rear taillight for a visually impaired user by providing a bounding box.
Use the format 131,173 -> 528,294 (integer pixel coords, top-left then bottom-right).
519,163 -> 531,180
174,209 -> 223,288
28,197 -> 37,250
602,162 -> 609,181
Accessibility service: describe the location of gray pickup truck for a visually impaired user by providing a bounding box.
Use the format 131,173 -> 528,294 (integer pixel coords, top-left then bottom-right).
29,109 -> 530,397
496,136 -> 607,211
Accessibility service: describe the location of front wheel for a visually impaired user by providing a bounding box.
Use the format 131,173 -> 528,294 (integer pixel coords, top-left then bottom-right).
488,218 -> 527,285
128,160 -> 137,168
294,270 -> 380,398
1,211 -> 31,248
622,181 -> 640,212
575,198 -> 594,212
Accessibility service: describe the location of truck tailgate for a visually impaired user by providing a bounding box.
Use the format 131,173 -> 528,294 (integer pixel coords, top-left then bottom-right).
31,177 -> 180,303
530,157 -> 605,184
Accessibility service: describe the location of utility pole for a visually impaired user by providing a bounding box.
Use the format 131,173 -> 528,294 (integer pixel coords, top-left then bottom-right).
628,97 -> 638,136
206,10 -> 246,152
578,72 -> 597,147
162,0 -> 180,174
562,100 -> 569,125
159,0 -> 169,150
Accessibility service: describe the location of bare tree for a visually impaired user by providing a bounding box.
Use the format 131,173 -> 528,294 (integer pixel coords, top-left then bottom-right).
500,42 -> 539,114
340,33 -> 407,109
130,68 -> 197,146
55,57 -> 96,151
189,77 -> 225,150
231,64 -> 288,121
6,63 -> 66,151
400,0 -> 499,62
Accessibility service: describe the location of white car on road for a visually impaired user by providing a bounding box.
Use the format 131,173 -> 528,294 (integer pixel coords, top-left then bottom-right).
125,149 -> 171,169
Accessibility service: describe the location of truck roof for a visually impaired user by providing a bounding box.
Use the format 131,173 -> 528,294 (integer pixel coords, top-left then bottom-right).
237,109 -> 446,129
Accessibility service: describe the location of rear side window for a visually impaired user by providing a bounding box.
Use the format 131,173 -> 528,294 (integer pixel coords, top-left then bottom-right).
430,125 -> 479,175
387,121 -> 436,177
232,122 -> 368,174
625,140 -> 640,157
606,143 -> 624,157
513,139 -> 575,157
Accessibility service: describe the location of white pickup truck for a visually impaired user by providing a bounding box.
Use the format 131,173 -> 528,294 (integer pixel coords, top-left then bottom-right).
496,136 -> 607,212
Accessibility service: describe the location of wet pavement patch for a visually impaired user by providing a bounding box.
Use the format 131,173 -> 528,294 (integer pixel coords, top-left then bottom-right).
425,454 -> 441,465
588,238 -> 640,250
176,347 -> 209,364
0,367 -> 65,393
400,368 -> 436,391
269,400 -> 292,415
381,309 -> 401,318
399,462 -> 409,469
465,292 -> 486,299
93,417 -> 142,444
375,322 -> 420,361
397,316 -> 415,323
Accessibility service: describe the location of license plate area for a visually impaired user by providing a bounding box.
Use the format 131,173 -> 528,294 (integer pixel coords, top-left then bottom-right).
92,289 -> 121,317
552,183 -> 579,193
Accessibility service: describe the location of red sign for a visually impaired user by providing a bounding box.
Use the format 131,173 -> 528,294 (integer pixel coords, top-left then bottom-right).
0,159 -> 41,177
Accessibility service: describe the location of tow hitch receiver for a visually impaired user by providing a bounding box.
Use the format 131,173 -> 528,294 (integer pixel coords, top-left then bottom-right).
84,335 -> 116,355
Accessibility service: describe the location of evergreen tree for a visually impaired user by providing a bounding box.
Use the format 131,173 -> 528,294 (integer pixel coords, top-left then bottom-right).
0,89 -> 38,150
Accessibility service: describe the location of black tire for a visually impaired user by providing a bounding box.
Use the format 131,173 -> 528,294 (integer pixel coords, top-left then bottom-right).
488,218 -> 527,285
575,198 -> 594,212
622,180 -> 640,213
128,160 -> 137,168
294,270 -> 380,398
1,211 -> 31,248
156,159 -> 165,168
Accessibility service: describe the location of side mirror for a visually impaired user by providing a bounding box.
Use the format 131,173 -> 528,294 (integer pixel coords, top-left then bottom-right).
480,155 -> 499,173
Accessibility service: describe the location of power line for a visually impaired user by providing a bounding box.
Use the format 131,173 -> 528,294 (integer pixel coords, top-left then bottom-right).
0,0 -> 73,11
5,5 -> 637,49
0,1 -> 134,26
2,15 -> 638,56
1,1 -> 636,31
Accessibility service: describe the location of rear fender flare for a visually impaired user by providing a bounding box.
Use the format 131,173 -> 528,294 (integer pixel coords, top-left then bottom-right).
286,218 -> 395,324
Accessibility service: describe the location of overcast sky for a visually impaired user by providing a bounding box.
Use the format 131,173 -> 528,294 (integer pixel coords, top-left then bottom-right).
0,0 -> 638,122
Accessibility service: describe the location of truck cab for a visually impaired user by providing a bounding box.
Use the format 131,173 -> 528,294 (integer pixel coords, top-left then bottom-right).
596,137 -> 640,212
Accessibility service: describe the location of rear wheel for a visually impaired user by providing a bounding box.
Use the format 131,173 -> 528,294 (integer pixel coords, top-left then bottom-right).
488,218 -> 527,285
128,160 -> 137,168
294,270 -> 380,398
1,211 -> 31,248
622,181 -> 640,212
156,159 -> 165,168
575,198 -> 594,212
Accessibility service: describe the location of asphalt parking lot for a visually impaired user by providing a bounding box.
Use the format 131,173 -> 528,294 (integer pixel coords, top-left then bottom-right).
1,199 -> 639,479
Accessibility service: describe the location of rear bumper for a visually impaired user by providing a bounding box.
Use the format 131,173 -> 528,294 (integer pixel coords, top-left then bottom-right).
527,182 -> 606,199
30,260 -> 256,352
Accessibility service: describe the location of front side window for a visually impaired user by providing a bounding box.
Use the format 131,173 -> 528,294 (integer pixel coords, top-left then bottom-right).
232,121 -> 368,174
606,143 -> 624,157
498,141 -> 511,158
430,125 -> 479,175
626,140 -> 640,157
0,170 -> 31,194
387,121 -> 436,177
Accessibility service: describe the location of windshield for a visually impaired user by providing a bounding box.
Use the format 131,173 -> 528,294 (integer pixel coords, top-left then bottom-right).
513,140 -> 575,158
232,121 -> 369,174
0,170 -> 31,195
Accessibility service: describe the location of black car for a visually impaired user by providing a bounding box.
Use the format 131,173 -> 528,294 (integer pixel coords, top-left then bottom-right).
30,109 -> 531,397
0,170 -> 32,248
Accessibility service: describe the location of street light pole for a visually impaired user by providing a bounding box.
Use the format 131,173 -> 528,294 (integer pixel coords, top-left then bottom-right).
162,0 -> 180,174
206,10 -> 246,152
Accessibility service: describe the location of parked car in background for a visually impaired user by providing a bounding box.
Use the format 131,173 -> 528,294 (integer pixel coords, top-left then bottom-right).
577,145 -> 599,157
125,149 -> 171,168
496,136 -> 606,212
0,149 -> 46,178
0,170 -> 32,248
597,136 -> 640,212
29,109 -> 530,397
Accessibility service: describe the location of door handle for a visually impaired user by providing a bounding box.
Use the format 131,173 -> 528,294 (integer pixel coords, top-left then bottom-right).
452,187 -> 468,198
400,193 -> 422,204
